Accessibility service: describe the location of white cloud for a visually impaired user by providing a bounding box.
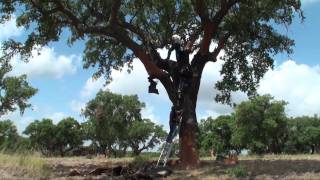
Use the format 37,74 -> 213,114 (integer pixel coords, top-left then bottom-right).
258,60 -> 320,117
196,59 -> 249,119
80,77 -> 106,98
1,108 -> 72,134
48,112 -> 68,124
0,16 -> 79,79
77,45 -> 320,122
108,61 -> 168,101
198,60 -> 320,118
9,47 -> 79,79
80,59 -> 168,100
0,111 -> 34,134
141,103 -> 161,124
301,0 -> 320,5
0,15 -> 23,41
70,100 -> 86,114
76,59 -> 169,126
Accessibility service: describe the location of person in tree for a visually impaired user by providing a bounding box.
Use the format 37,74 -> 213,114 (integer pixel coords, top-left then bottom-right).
164,35 -> 193,143
167,35 -> 192,110
166,106 -> 181,143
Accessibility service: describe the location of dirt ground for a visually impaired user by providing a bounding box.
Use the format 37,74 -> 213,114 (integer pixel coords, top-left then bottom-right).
2,155 -> 320,179
43,155 -> 320,180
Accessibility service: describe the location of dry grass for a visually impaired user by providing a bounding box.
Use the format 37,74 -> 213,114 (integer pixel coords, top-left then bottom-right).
0,152 -> 51,179
238,154 -> 320,161
171,154 -> 320,179
2,154 -> 320,179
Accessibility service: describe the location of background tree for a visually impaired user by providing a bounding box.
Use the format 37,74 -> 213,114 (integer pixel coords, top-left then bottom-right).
199,115 -> 235,156
0,120 -> 19,151
0,62 -> 37,117
0,0 -> 303,167
55,117 -> 84,156
23,119 -> 57,156
82,90 -> 145,157
232,95 -> 288,154
285,116 -> 320,154
127,118 -> 167,156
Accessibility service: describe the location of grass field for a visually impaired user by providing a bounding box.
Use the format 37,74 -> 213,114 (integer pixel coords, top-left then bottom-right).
0,153 -> 50,179
1,153 -> 320,179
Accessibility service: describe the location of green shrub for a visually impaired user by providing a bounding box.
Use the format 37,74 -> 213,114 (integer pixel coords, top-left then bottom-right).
226,165 -> 247,177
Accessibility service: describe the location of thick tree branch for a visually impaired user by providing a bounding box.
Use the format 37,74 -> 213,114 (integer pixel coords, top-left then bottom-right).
109,0 -> 122,23
194,0 -> 240,56
110,27 -> 165,77
208,32 -> 231,62
53,1 -> 165,78
53,1 -> 81,27
117,21 -> 151,45
30,0 -> 175,102
49,1 -> 115,37
212,0 -> 240,25
193,0 -> 210,23
158,74 -> 176,103
193,0 -> 212,55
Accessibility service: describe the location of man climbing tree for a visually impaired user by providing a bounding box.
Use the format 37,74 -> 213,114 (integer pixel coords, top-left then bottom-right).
0,0 -> 303,168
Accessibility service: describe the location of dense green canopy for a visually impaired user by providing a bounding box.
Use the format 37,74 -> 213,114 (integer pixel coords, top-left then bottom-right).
232,95 -> 288,154
82,90 -> 166,157
0,0 -> 303,103
0,62 -> 37,117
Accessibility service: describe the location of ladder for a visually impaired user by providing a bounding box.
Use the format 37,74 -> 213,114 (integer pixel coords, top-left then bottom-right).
156,115 -> 182,167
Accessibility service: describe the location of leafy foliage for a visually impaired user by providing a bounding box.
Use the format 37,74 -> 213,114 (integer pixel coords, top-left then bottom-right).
198,95 -> 320,155
127,118 -> 167,156
82,90 -> 166,156
284,116 -> 320,154
232,95 -> 288,154
55,117 -> 83,156
0,0 -> 303,103
23,118 -> 84,156
0,120 -> 19,150
199,115 -> 235,155
23,119 -> 57,155
0,62 -> 37,117
0,0 -> 304,165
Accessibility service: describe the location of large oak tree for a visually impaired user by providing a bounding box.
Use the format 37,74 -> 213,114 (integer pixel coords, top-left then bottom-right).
0,0 -> 303,168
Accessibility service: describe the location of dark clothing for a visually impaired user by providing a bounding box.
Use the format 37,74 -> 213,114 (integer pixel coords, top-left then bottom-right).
165,43 -> 191,143
166,107 -> 180,143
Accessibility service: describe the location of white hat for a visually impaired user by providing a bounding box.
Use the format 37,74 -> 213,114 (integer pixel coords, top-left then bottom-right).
172,34 -> 182,44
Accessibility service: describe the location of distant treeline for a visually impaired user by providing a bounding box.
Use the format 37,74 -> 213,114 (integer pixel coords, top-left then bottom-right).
199,95 -> 320,156
0,91 -> 167,157
1,93 -> 319,157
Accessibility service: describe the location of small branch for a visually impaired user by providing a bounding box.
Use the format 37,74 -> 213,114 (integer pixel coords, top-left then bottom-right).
117,21 -> 150,44
209,32 -> 230,62
53,1 -> 81,27
185,28 -> 202,52
195,0 -> 240,56
212,0 -> 240,24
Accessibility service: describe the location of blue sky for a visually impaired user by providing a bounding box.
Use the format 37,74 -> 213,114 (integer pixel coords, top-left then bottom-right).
1,0 -> 320,133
